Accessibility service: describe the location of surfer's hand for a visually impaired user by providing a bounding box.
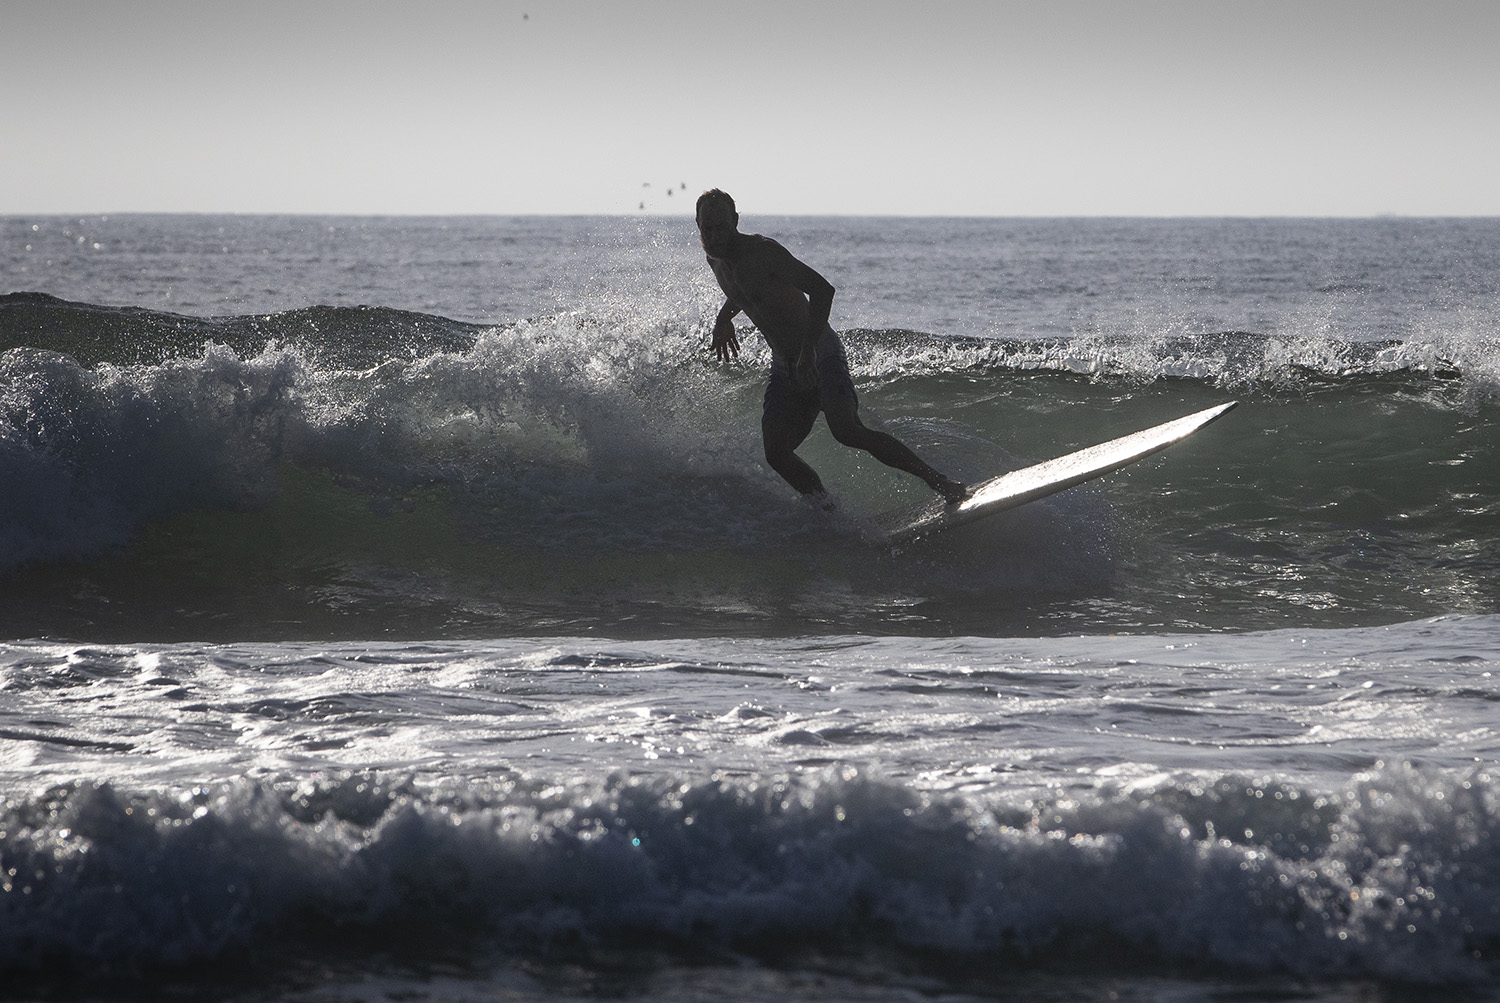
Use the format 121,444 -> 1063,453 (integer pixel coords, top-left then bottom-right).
711,317 -> 740,362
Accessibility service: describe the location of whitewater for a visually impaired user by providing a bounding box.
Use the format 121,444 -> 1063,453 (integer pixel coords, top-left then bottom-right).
2,214 -> 1498,1001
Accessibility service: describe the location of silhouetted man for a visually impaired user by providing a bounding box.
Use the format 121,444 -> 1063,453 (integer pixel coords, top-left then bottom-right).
696,189 -> 966,506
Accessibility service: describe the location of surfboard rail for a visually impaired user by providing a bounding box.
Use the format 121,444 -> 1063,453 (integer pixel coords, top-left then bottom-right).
877,400 -> 1238,543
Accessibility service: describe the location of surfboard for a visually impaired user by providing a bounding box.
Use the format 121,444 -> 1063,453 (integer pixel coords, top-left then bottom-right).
876,400 -> 1238,543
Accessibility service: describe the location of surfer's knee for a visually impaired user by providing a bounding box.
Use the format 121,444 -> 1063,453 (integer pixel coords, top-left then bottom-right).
824,410 -> 873,448
765,448 -> 826,496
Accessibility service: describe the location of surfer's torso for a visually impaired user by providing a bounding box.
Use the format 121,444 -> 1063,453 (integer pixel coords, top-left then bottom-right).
705,233 -> 820,367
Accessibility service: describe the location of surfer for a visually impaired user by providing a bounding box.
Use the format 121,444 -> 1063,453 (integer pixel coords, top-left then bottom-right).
696,189 -> 967,506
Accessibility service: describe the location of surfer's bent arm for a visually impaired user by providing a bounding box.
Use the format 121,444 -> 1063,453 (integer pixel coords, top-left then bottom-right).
760,239 -> 835,337
792,261 -> 835,337
710,299 -> 741,363
781,251 -> 835,377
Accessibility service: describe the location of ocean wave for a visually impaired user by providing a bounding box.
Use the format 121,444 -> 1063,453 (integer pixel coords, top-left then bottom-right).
0,291 -> 483,369
1,763 -> 1495,986
0,344 -> 297,570
845,327 -> 1489,391
3,296 -> 1496,636
6,292 -> 1495,390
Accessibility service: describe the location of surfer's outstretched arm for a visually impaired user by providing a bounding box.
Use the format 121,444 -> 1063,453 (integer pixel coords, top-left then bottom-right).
710,300 -> 741,362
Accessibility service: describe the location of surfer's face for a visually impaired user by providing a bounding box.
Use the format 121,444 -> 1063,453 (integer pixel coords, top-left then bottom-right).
696,203 -> 737,258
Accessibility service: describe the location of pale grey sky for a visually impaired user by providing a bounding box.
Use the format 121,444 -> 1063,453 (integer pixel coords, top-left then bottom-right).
4,0 -> 1497,215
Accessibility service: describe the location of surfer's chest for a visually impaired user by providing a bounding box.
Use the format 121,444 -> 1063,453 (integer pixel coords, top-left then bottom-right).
710,258 -> 797,315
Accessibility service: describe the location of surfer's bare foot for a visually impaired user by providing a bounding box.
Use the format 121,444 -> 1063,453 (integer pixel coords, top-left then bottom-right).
933,475 -> 968,505
806,490 -> 838,513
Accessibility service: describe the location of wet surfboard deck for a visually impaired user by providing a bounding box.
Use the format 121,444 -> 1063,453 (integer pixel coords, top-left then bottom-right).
876,401 -> 1238,544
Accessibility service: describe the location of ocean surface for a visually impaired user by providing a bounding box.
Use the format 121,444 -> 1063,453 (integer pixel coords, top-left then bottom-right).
2,214 -> 1498,1001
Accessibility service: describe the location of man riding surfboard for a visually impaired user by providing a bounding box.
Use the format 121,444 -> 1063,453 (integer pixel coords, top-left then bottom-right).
696,189 -> 966,507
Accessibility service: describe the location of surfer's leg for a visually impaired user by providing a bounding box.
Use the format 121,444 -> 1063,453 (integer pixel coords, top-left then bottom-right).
823,399 -> 965,501
815,350 -> 967,503
762,376 -> 826,496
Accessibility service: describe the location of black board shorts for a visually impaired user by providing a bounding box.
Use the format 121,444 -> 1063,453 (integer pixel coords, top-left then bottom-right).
762,328 -> 859,442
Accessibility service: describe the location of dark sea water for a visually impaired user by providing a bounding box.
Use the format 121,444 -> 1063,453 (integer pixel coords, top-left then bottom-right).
2,215 -> 1498,1001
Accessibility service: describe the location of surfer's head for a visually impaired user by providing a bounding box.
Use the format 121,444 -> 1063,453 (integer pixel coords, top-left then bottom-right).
696,189 -> 738,257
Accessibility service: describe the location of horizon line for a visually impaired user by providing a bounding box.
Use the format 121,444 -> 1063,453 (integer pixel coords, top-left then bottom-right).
6,210 -> 1499,221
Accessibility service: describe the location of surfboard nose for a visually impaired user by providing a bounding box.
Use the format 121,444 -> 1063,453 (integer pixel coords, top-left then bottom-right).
878,401 -> 1239,543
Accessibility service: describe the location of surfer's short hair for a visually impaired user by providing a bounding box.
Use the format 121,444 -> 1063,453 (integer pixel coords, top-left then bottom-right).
696,189 -> 736,218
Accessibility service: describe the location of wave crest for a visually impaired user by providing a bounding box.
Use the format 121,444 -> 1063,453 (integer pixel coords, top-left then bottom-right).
2,763 -> 1495,984
1,344 -> 299,570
